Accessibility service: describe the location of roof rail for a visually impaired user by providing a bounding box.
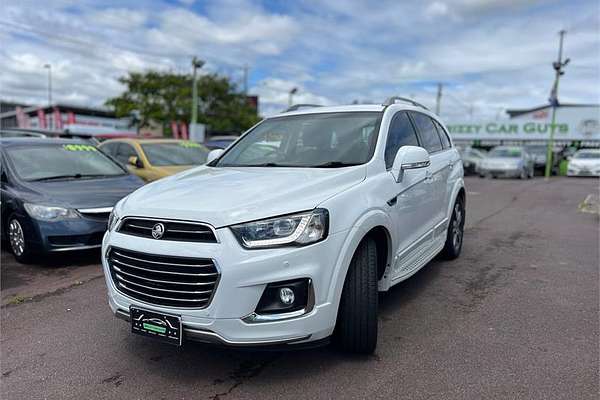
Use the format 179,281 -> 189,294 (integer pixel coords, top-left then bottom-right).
284,104 -> 323,112
382,96 -> 429,110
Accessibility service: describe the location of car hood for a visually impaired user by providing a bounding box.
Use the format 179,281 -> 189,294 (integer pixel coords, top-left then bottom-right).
151,165 -> 197,176
21,174 -> 144,209
120,165 -> 367,228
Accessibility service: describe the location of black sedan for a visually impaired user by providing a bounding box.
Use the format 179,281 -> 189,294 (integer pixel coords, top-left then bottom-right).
0,138 -> 144,263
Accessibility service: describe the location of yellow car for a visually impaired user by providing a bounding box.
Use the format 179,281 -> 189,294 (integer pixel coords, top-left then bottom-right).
98,138 -> 210,182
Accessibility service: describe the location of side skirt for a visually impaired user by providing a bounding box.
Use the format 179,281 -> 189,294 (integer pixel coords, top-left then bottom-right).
386,218 -> 448,288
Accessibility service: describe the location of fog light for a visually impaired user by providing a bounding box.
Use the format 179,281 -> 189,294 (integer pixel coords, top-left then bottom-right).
254,278 -> 309,315
279,287 -> 295,305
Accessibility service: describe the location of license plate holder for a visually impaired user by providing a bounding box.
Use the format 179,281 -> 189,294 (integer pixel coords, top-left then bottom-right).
130,306 -> 182,346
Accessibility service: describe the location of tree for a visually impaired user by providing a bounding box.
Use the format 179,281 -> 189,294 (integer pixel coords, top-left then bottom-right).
105,71 -> 259,135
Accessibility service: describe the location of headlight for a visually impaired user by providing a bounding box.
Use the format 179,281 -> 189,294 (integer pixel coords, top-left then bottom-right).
230,209 -> 329,249
107,209 -> 120,231
23,203 -> 79,221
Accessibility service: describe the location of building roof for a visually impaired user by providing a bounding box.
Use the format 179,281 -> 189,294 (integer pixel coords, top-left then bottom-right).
506,103 -> 600,118
0,101 -> 117,119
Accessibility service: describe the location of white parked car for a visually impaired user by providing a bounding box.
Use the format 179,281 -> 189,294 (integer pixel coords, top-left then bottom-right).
478,146 -> 534,179
102,97 -> 465,353
567,149 -> 600,177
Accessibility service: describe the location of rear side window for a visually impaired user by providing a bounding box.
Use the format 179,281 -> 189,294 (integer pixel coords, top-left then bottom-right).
410,112 -> 442,154
115,143 -> 138,165
384,112 -> 420,169
100,142 -> 118,157
433,120 -> 451,149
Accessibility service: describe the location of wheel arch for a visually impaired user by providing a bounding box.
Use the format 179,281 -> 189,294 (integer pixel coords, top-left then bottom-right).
363,226 -> 391,282
447,178 -> 466,220
324,210 -> 394,333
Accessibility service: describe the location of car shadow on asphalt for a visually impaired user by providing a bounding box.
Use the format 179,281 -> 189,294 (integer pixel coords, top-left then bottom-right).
378,259 -> 444,318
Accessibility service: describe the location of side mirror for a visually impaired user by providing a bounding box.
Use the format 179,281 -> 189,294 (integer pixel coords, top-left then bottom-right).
391,146 -> 430,182
128,156 -> 143,169
206,149 -> 225,164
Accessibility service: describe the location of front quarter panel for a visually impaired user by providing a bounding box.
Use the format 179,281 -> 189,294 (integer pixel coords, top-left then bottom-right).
317,170 -> 395,317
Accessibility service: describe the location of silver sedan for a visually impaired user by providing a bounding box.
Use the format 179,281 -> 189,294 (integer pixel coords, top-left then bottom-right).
479,146 -> 534,179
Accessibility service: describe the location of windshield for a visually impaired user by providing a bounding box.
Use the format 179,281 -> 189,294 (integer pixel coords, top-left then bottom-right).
488,148 -> 522,158
525,146 -> 547,155
574,151 -> 600,159
5,143 -> 125,181
141,142 -> 210,166
215,112 -> 382,167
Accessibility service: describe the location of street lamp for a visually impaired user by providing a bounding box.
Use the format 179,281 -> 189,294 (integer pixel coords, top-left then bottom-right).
191,57 -> 205,126
43,64 -> 52,106
288,87 -> 298,106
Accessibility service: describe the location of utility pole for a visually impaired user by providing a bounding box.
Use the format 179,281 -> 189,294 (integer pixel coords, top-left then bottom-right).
242,64 -> 249,94
545,30 -> 569,179
435,83 -> 443,115
191,57 -> 205,126
43,64 -> 52,129
43,64 -> 52,106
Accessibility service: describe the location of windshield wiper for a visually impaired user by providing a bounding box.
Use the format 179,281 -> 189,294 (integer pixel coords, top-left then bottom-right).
308,161 -> 361,168
238,162 -> 292,167
31,173 -> 119,182
32,174 -> 83,181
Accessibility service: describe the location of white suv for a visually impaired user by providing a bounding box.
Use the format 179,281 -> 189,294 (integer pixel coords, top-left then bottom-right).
102,97 -> 465,354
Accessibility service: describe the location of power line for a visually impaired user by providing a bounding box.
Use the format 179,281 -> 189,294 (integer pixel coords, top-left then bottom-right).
0,20 -> 184,61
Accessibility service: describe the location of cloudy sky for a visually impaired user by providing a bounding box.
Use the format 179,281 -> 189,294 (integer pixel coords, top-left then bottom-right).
1,0 -> 598,119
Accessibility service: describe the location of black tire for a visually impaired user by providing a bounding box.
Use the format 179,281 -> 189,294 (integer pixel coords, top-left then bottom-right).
335,237 -> 378,354
520,168 -> 527,180
441,196 -> 465,260
6,214 -> 34,264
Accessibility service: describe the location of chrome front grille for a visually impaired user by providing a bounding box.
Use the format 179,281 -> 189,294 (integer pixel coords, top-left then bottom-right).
107,247 -> 219,308
77,207 -> 113,222
117,217 -> 217,243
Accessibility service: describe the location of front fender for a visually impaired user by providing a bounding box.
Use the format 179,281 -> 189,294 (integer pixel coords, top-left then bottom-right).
322,209 -> 393,333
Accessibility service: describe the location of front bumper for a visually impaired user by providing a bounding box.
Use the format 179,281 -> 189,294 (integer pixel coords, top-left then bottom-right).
112,307 -> 313,347
25,216 -> 109,253
102,227 -> 347,346
479,167 -> 521,178
567,168 -> 600,177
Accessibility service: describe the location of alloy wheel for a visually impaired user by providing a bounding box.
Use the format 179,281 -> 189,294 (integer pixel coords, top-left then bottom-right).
452,203 -> 463,251
8,219 -> 25,257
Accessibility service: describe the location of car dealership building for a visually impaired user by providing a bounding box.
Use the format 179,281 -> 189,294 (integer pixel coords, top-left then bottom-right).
446,104 -> 600,148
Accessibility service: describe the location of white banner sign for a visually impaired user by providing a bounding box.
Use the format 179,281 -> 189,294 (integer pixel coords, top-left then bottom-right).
446,106 -> 600,141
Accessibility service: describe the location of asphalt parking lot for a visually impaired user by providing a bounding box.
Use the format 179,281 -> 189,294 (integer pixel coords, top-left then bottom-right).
1,176 -> 598,400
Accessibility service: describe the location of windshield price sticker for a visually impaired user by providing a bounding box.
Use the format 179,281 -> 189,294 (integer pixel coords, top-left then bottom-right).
178,141 -> 201,148
63,144 -> 98,152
